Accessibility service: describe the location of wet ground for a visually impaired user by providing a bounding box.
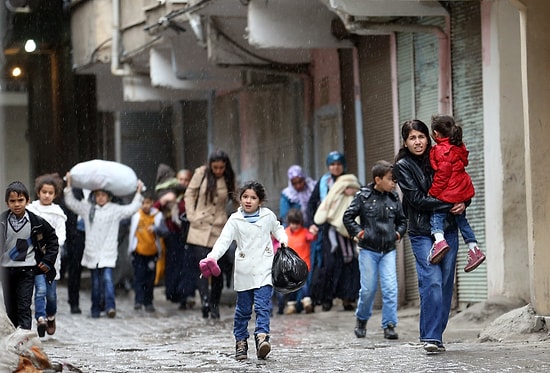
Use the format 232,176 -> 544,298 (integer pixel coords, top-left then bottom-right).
30,282 -> 550,372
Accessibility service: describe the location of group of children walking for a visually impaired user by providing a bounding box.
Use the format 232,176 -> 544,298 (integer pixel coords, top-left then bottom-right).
0,113 -> 486,362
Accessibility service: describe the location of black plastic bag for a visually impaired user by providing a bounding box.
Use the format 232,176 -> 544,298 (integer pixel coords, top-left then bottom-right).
272,244 -> 309,294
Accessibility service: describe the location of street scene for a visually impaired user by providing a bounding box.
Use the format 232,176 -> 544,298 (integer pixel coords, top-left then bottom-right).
27,282 -> 550,373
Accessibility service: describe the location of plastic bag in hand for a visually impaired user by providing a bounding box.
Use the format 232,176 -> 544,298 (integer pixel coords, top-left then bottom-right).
272,244 -> 308,294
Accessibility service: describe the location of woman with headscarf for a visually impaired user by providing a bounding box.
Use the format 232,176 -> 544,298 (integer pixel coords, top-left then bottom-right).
280,165 -> 316,228
308,151 -> 361,312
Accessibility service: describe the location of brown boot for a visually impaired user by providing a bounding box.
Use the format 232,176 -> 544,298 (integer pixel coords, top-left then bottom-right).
235,340 -> 248,360
255,333 -> 271,359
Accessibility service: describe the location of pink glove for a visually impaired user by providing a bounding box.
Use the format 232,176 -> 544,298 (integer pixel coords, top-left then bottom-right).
199,257 -> 221,278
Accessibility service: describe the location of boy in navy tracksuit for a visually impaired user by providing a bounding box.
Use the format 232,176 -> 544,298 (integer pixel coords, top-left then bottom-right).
343,161 -> 407,340
0,181 -> 59,330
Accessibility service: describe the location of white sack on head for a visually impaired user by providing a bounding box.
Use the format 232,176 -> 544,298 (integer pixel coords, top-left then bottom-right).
70,159 -> 138,197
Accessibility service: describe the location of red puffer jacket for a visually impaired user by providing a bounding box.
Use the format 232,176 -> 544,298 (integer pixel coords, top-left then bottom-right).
429,137 -> 475,203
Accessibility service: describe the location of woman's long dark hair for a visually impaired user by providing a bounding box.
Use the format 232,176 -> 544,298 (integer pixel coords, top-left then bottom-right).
205,149 -> 236,203
395,119 -> 433,175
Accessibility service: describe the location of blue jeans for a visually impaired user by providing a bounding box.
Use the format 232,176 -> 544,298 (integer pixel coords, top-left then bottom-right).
355,249 -> 398,329
234,285 -> 272,341
132,254 -> 156,306
409,231 -> 458,345
34,274 -> 57,319
431,211 -> 476,243
90,267 -> 115,317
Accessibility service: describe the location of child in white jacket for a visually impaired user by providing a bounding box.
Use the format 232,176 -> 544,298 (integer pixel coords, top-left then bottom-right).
26,173 -> 67,337
199,181 -> 287,361
64,172 -> 143,318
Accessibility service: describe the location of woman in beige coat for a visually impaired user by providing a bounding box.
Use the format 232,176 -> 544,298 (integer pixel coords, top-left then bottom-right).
184,150 -> 236,319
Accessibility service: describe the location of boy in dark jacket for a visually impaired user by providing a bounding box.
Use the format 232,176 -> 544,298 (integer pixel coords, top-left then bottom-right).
343,161 -> 407,340
0,181 -> 59,330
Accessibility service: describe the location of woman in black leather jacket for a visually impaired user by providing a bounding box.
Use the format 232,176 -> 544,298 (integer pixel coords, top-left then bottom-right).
393,119 -> 465,353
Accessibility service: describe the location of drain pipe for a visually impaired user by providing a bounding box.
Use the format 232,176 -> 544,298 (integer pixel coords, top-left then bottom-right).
112,0 -> 128,76
347,21 -> 452,114
352,47 -> 366,184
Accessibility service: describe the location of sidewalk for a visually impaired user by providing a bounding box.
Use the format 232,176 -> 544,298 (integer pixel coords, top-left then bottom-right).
7,281 -> 550,372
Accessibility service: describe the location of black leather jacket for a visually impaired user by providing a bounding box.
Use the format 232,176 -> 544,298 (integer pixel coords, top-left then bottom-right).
393,154 -> 456,236
0,209 -> 59,282
343,183 -> 407,253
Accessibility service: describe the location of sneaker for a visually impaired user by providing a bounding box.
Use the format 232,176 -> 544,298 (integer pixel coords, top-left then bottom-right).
37,317 -> 47,337
383,323 -> 398,340
437,343 -> 446,352
235,340 -> 248,361
464,246 -> 486,272
46,316 -> 56,335
107,309 -> 116,318
255,333 -> 271,359
145,304 -> 156,313
429,240 -> 450,264
301,297 -> 313,314
354,318 -> 367,338
423,342 -> 439,353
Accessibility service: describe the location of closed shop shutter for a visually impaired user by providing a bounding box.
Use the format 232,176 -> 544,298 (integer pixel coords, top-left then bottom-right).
450,2 -> 487,304
358,35 -> 403,307
396,32 -> 419,304
358,36 -> 396,172
396,17 -> 443,304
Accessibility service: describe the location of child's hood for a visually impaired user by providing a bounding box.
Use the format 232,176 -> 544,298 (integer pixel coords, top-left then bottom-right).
27,200 -> 67,220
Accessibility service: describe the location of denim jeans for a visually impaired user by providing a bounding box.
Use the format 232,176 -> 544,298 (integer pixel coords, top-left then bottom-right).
234,285 -> 273,341
409,230 -> 458,344
34,274 -> 57,319
132,254 -> 156,306
355,249 -> 398,329
90,267 -> 115,316
431,211 -> 476,243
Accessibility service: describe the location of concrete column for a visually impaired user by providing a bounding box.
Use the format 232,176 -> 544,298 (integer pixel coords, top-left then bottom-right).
522,0 -> 550,314
482,0 -> 529,300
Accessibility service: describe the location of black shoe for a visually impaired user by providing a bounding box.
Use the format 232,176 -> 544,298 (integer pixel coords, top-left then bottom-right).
354,318 -> 366,338
145,304 -> 156,313
134,303 -> 143,310
321,301 -> 332,312
37,317 -> 47,337
210,304 -> 220,319
70,305 -> 82,314
384,324 -> 398,340
201,304 -> 209,318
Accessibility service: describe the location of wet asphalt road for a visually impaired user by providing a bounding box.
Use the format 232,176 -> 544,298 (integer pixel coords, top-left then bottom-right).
34,282 -> 550,372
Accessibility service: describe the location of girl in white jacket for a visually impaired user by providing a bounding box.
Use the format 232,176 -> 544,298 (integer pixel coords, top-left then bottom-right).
27,173 -> 67,337
200,181 -> 287,361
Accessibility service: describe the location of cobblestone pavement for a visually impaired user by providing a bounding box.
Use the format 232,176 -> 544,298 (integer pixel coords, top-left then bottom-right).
30,282 -> 550,372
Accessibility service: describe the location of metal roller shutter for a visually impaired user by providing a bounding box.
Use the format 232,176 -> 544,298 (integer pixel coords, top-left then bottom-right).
450,2 -> 487,304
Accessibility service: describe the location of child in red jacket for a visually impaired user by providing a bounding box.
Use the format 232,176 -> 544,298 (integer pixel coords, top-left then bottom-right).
427,114 -> 486,272
282,208 -> 316,314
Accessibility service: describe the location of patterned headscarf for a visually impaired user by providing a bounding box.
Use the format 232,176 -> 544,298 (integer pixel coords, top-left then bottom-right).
282,165 -> 316,222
